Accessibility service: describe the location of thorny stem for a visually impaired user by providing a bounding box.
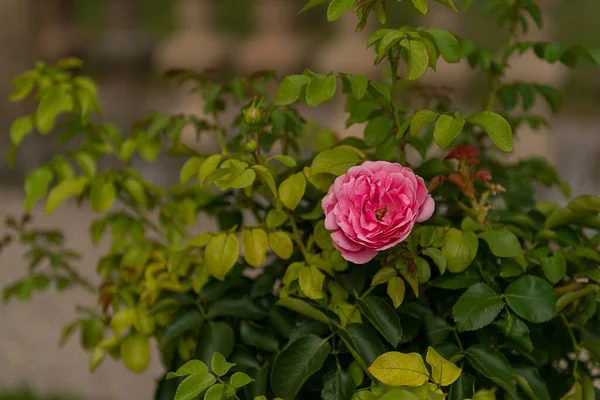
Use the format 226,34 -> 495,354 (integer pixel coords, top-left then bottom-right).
389,51 -> 408,165
484,3 -> 520,111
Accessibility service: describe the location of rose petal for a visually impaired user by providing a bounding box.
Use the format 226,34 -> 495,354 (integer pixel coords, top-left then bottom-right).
416,195 -> 435,222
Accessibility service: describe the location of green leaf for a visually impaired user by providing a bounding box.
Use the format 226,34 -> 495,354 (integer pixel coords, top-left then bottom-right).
266,209 -> 288,229
267,155 -> 297,167
322,370 -> 354,400
252,165 -> 277,198
465,345 -> 516,397
75,152 -> 96,177
46,177 -> 88,215
414,257 -> 431,283
205,233 -> 240,280
534,84 -> 561,113
425,29 -> 462,63
36,88 -> 73,134
269,231 -> 294,259
240,321 -> 280,352
348,74 -> 369,100
467,111 -> 513,152
24,167 -> 54,211
274,75 -> 311,105
423,248 -> 446,275
387,277 -> 406,309
426,347 -> 462,386
327,0 -> 354,21
10,115 -> 33,146
160,310 -> 204,347
358,296 -> 402,347
430,269 -> 481,289
541,254 -> 566,285
90,179 -> 116,212
514,368 -> 551,400
306,73 -> 337,106
433,114 -> 465,148
504,276 -> 555,323
10,72 -> 35,102
371,267 -> 397,286
403,39 -> 430,80
300,0 -> 328,13
410,0 -> 428,14
378,390 -> 419,400
567,195 -> 600,213
166,360 -> 209,379
211,352 -> 235,376
299,265 -> 326,300
275,297 -> 329,324
442,228 -> 478,273
433,0 -> 458,12
195,322 -> 235,368
410,110 -> 439,136
364,116 -> 393,147
122,178 -> 148,208
203,384 -> 223,400
310,147 -> 362,176
180,157 -> 203,184
230,372 -> 254,389
452,283 -> 504,331
340,324 -> 386,368
271,335 -> 331,399
518,83 -> 535,110
278,172 -> 306,210
367,351 -> 429,387
198,155 -> 223,186
479,229 -> 523,258
174,373 -> 216,400
242,229 -> 269,268
494,312 -> 533,352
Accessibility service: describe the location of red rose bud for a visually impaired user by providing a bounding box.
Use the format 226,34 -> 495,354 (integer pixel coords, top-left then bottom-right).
476,169 -> 492,184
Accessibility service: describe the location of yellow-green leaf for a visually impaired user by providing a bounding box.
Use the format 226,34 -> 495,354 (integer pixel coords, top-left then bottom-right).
299,265 -> 326,300
279,172 -> 306,210
269,231 -> 294,259
252,165 -> 277,197
45,177 -> 88,215
180,157 -> 203,184
198,154 -> 223,186
426,346 -> 462,386
242,229 -> 269,267
90,179 -> 116,212
386,277 -> 406,309
205,233 -> 239,280
368,351 -> 430,387
402,39 -> 429,80
10,115 -> 33,146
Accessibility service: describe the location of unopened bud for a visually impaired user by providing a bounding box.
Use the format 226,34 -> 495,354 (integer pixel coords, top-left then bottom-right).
243,105 -> 263,125
244,140 -> 258,152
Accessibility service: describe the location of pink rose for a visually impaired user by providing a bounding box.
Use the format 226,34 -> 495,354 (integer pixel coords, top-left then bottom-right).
321,161 -> 435,264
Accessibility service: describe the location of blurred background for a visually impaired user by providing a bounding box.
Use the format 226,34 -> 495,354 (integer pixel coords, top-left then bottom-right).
0,0 -> 599,399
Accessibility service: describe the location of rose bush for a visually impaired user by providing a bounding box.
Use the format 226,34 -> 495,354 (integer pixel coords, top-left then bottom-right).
4,1 -> 600,399
323,161 -> 434,263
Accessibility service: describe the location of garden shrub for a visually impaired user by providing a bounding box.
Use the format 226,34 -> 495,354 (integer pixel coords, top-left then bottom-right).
4,0 -> 600,399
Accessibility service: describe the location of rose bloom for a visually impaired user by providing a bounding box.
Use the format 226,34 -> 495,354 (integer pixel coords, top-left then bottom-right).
321,161 -> 435,264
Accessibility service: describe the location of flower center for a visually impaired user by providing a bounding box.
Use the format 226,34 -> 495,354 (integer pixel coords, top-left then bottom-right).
374,207 -> 387,221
